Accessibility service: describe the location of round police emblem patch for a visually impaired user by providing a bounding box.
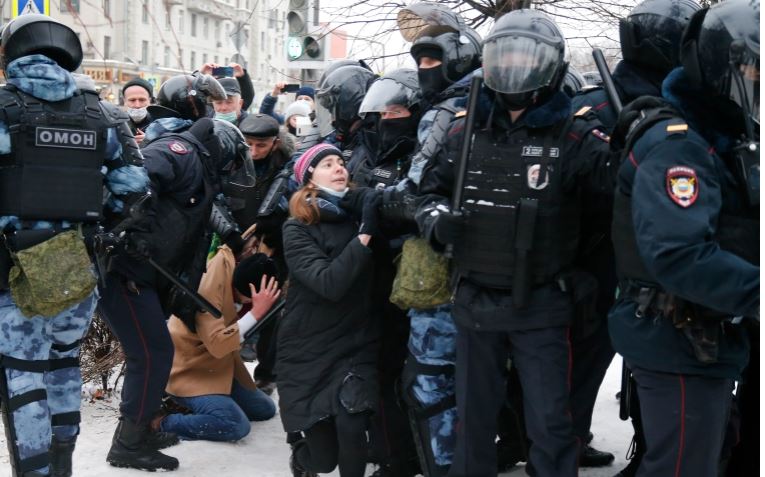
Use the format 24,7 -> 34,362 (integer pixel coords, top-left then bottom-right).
666,166 -> 698,208
169,141 -> 188,154
527,164 -> 549,190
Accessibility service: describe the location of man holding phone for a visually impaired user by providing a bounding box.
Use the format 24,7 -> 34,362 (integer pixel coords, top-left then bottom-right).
259,81 -> 315,124
198,62 -> 255,111
121,77 -> 155,144
212,78 -> 249,127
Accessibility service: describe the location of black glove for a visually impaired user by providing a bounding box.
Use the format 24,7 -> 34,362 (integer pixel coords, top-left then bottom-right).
340,187 -> 378,218
433,210 -> 465,246
123,232 -> 153,261
222,233 -> 246,255
358,191 -> 383,236
611,96 -> 669,152
253,209 -> 287,237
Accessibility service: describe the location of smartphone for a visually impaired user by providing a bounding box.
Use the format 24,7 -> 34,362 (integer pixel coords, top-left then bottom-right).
281,83 -> 301,93
212,66 -> 234,78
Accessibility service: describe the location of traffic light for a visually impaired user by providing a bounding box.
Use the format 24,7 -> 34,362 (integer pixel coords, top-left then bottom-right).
286,0 -> 325,62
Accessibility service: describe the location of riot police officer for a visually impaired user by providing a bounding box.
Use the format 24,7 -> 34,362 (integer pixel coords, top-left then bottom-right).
414,10 -> 614,476
0,14 -> 150,477
98,73 -> 248,472
315,65 -> 378,172
609,0 -> 759,475
569,1 -> 701,472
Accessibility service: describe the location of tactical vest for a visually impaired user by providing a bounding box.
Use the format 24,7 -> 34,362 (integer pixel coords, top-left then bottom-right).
453,122 -> 580,289
612,110 -> 759,287
0,86 -> 109,221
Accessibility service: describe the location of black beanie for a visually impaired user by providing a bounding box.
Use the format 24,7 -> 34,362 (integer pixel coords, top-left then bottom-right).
122,77 -> 154,99
232,253 -> 278,297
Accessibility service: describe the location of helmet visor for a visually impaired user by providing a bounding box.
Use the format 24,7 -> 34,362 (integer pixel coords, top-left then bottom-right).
730,59 -> 760,124
315,99 -> 335,138
483,36 -> 561,94
359,78 -> 418,117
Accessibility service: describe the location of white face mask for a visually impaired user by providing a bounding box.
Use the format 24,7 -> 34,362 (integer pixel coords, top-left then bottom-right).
314,183 -> 349,199
128,107 -> 148,122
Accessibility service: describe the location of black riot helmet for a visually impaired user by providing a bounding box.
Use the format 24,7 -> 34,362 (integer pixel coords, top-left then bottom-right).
681,0 -> 759,125
0,14 -> 82,71
359,68 -> 423,119
214,119 -> 256,192
149,74 -> 226,121
317,59 -> 372,89
315,65 -> 376,138
410,26 -> 482,99
482,9 -> 567,110
561,65 -> 586,97
620,0 -> 700,76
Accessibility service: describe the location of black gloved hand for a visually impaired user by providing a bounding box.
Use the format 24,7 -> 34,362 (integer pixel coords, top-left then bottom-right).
358,190 -> 383,236
223,233 -> 246,255
253,209 -> 287,236
433,210 -> 465,246
123,232 -> 153,261
340,187 -> 377,218
611,96 -> 669,153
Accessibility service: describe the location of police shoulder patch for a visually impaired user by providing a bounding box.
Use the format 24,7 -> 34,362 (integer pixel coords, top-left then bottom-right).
666,166 -> 698,208
169,141 -> 188,154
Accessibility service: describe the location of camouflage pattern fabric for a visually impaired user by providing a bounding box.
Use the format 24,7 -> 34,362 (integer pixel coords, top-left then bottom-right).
408,304 -> 458,466
9,230 -> 97,318
0,291 -> 97,474
390,237 -> 451,311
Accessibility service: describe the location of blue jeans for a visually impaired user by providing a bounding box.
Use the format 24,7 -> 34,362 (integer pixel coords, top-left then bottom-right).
161,380 -> 276,441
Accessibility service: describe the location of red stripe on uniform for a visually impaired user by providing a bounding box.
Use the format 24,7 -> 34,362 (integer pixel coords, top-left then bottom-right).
674,375 -> 687,477
120,283 -> 152,423
594,101 -> 609,111
568,132 -> 581,141
629,152 -> 639,168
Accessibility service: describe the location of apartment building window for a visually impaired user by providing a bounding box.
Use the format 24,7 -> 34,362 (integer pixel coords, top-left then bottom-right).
103,36 -> 111,59
203,53 -> 208,64
165,8 -> 171,30
214,56 -> 219,64
103,0 -> 110,17
164,47 -> 170,67
215,21 -> 221,42
179,49 -> 184,69
178,10 -> 184,34
191,14 -> 197,37
260,31 -> 265,52
142,0 -> 149,23
141,41 -> 149,65
191,51 -> 197,70
203,17 -> 209,38
60,0 -> 80,12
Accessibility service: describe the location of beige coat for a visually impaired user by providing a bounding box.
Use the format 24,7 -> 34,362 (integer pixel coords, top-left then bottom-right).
165,246 -> 256,397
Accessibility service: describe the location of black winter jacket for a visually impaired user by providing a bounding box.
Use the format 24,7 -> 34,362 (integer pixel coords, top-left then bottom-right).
276,200 -> 381,432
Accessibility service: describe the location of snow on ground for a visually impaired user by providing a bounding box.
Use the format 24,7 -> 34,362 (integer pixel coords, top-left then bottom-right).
1,358 -> 632,477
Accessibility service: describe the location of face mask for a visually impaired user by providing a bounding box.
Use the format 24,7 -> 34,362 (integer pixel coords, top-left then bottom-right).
128,107 -> 148,122
313,183 -> 349,199
378,117 -> 417,156
497,91 -> 537,111
418,67 -> 452,102
215,111 -> 238,124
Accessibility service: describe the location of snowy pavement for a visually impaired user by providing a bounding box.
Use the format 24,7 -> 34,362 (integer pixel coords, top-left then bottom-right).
1,358 -> 633,477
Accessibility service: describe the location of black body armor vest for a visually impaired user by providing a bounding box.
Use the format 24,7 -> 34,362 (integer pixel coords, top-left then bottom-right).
0,87 -> 109,221
453,123 -> 581,289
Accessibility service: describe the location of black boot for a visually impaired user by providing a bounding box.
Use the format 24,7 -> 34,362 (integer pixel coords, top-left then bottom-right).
49,436 -> 77,477
580,445 -> 616,467
106,418 -> 179,471
144,429 -> 180,450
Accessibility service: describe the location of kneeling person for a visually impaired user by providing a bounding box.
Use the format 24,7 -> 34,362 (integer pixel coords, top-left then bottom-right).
160,242 -> 281,441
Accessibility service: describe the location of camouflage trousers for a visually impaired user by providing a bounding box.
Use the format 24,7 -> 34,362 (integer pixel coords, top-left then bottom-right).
0,289 -> 97,474
407,304 -> 458,468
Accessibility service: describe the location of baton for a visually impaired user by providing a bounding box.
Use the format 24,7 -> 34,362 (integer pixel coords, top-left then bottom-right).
147,257 -> 222,318
243,298 -> 286,344
445,73 -> 483,259
592,48 -> 623,114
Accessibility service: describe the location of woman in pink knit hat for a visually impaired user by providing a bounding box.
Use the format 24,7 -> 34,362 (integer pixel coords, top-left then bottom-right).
276,144 -> 383,477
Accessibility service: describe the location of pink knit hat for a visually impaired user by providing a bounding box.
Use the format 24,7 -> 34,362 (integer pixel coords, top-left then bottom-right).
293,143 -> 344,185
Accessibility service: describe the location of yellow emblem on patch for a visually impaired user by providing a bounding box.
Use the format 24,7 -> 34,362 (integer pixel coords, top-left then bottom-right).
666,124 -> 689,133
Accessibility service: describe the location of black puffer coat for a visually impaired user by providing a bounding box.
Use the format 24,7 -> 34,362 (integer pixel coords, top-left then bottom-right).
276,198 -> 381,432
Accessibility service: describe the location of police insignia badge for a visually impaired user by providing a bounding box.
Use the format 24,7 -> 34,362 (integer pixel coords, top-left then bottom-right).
666,166 -> 698,207
527,164 -> 550,190
169,141 -> 188,154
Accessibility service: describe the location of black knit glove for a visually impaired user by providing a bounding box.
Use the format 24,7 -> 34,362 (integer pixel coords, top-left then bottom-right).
358,191 -> 383,236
